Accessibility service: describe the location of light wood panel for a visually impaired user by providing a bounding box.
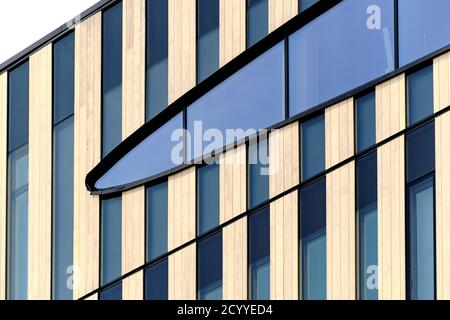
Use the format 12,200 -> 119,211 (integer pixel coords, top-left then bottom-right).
168,0 -> 196,103
0,72 -> 7,300
219,0 -> 246,66
325,98 -> 354,169
436,111 -> 450,299
269,122 -> 299,198
268,0 -> 298,32
168,244 -> 196,300
377,136 -> 405,300
434,51 -> 450,113
223,217 -> 247,300
122,271 -> 143,300
28,44 -> 52,300
168,167 -> 196,251
326,162 -> 356,300
376,74 -> 406,143
73,13 -> 102,300
220,144 -> 246,224
121,0 -> 146,298
85,293 -> 98,300
270,191 -> 298,300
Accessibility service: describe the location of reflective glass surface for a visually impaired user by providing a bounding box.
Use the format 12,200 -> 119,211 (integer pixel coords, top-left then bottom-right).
146,181 -> 168,261
356,91 -> 376,153
247,0 -> 268,48
408,65 -> 434,126
197,164 -> 220,235
197,0 -> 219,83
99,282 -> 122,300
248,137 -> 269,209
406,122 -> 435,183
198,232 -> 223,300
301,115 -> 325,181
144,259 -> 168,300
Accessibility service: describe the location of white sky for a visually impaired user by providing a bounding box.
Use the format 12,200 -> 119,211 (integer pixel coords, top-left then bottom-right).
0,0 -> 100,65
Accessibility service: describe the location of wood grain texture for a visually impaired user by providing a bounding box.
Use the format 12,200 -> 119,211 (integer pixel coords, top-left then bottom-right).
168,244 -> 196,300
220,144 -> 246,224
377,136 -> 406,300
434,51 -> 450,113
28,44 -> 52,300
122,271 -> 144,300
375,74 -> 406,143
168,0 -> 196,103
168,167 -> 196,251
326,162 -> 356,300
0,72 -> 7,300
435,111 -> 450,300
223,217 -> 247,300
73,13 -> 102,300
268,0 -> 298,32
270,191 -> 298,300
269,122 -> 299,198
325,98 -> 354,169
219,0 -> 246,66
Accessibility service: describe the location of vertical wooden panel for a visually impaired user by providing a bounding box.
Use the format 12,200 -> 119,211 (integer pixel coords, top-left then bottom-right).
121,0 -> 146,299
219,0 -> 246,66
270,191 -> 298,300
325,98 -> 354,169
73,13 -> 102,300
326,162 -> 356,300
122,271 -> 144,300
269,122 -> 299,198
168,0 -> 196,103
0,72 -> 7,300
168,244 -> 196,300
220,144 -> 246,224
223,217 -> 247,300
377,136 -> 406,300
435,112 -> 450,300
168,167 -> 196,251
434,51 -> 450,113
268,0 -> 298,32
375,74 -> 406,143
28,44 -> 52,300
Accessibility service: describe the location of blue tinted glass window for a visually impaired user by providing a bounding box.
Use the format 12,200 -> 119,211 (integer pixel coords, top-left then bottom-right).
247,0 -> 268,48
145,259 -> 168,300
146,0 -> 168,121
53,32 -> 75,124
301,115 -> 325,182
289,0 -> 394,116
197,0 -> 219,83
299,0 -> 319,12
248,137 -> 269,209
399,0 -> 450,67
301,178 -> 326,300
249,207 -> 270,300
198,232 -> 223,300
146,181 -> 168,262
102,2 -> 123,157
357,152 -> 378,300
197,165 -> 220,235
408,65 -> 434,126
356,91 -> 376,153
406,122 -> 435,183
408,176 -> 435,300
101,196 -> 122,285
99,282 -> 122,300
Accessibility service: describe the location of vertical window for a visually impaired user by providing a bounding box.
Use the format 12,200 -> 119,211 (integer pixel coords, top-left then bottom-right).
355,91 -> 376,153
300,178 -> 326,300
198,232 -> 223,300
99,282 -> 122,301
52,32 -> 75,300
248,137 -> 269,209
407,65 -> 434,126
197,0 -> 219,83
146,180 -> 168,262
246,0 -> 268,48
301,114 -> 325,182
7,62 -> 29,300
406,122 -> 435,300
249,207 -> 270,300
356,152 -> 378,300
145,259 -> 168,300
146,0 -> 168,121
299,0 -> 319,12
197,164 -> 220,235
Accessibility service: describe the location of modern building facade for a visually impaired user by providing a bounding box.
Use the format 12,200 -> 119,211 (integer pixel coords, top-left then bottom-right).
0,0 -> 449,301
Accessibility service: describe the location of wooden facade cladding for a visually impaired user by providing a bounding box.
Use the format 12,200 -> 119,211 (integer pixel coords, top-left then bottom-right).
434,51 -> 450,113
268,0 -> 298,32
168,244 -> 196,300
122,271 -> 144,300
73,13 -> 102,300
0,72 -> 7,300
219,0 -> 246,66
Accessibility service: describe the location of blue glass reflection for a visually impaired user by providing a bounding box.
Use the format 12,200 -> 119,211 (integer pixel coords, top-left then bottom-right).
145,260 -> 168,300
197,165 -> 220,235
247,0 -> 268,48
248,137 -> 269,209
197,0 -> 219,83
146,181 -> 168,262
198,232 -> 223,300
101,197 -> 122,285
299,0 -> 319,12
408,65 -> 434,126
301,115 -> 325,181
290,0 -> 394,116
356,91 -> 376,153
406,122 -> 435,183
99,282 -> 122,300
